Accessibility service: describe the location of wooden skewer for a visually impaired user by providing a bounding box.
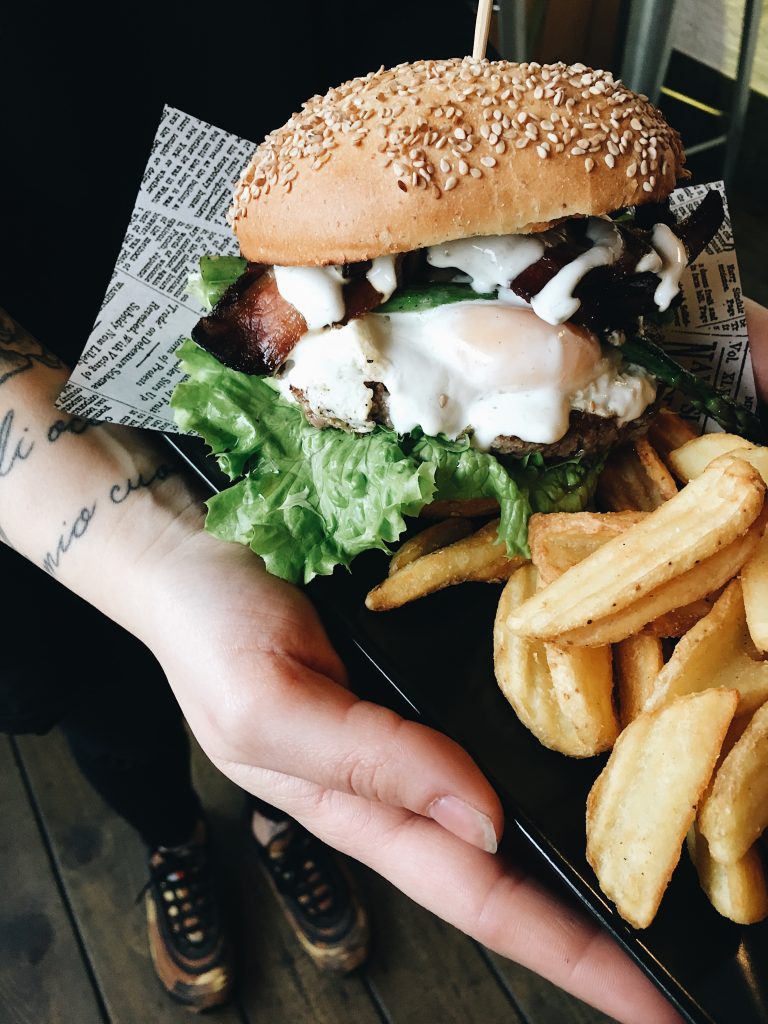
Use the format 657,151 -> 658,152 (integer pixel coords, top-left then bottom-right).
472,0 -> 493,61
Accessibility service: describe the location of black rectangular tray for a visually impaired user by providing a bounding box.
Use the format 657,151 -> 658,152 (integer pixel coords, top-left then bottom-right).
165,431 -> 768,1024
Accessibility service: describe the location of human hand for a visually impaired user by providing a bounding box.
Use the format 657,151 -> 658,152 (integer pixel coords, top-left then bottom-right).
137,527 -> 683,1024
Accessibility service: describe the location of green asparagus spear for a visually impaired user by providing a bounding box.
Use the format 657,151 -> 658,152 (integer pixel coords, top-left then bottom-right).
622,333 -> 766,444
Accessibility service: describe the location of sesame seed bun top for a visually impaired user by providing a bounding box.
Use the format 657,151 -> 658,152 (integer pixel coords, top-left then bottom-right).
229,57 -> 687,266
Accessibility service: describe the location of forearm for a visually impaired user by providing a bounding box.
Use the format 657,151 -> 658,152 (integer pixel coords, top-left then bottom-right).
0,308 -> 207,642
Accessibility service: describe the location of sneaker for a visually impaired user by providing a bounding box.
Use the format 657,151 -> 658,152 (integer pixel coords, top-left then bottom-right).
143,820 -> 234,1012
249,813 -> 369,973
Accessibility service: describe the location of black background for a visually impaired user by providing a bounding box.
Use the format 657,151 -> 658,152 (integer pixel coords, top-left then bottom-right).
0,0 -> 475,364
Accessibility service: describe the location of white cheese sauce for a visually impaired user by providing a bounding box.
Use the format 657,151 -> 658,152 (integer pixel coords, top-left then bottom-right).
273,265 -> 349,330
427,217 -> 686,321
649,223 -> 688,311
426,234 -> 545,293
275,302 -> 656,449
274,256 -> 398,330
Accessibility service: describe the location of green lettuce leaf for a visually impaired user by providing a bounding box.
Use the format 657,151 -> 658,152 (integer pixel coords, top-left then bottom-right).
409,437 -> 603,557
520,452 -> 606,515
408,433 -> 533,556
171,341 -> 603,582
171,340 -> 435,583
185,255 -> 247,311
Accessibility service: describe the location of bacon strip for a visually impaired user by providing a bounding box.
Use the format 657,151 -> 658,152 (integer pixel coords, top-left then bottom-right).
192,266 -> 307,376
192,263 -> 393,375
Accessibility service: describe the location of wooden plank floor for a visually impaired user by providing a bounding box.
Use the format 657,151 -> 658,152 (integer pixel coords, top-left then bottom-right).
0,727 -> 617,1024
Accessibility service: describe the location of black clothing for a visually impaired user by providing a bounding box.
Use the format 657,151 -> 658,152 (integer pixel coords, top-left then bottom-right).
0,0 -> 473,846
0,547 -> 201,848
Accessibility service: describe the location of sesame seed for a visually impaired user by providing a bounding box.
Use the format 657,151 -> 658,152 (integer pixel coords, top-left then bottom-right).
454,127 -> 466,140
631,117 -> 643,130
440,158 -> 451,172
584,157 -> 594,172
642,181 -> 653,191
605,154 -> 615,168
626,161 -> 637,176
536,145 -> 548,159
458,159 -> 469,174
481,155 -> 497,167
444,175 -> 457,190
469,167 -> 482,178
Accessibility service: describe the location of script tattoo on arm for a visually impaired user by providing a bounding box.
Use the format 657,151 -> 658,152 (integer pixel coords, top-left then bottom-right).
42,504 -> 97,575
0,409 -> 34,476
48,417 -> 99,443
110,464 -> 178,504
0,309 -> 64,387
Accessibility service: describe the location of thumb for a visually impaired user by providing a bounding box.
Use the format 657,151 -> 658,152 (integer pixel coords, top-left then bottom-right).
213,651 -> 504,853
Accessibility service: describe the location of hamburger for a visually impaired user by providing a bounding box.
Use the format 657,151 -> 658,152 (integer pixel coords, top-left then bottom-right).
172,57 -> 754,584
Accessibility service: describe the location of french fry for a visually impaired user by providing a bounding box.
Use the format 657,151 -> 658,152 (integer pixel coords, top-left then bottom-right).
586,689 -> 738,929
667,433 -> 755,483
646,408 -> 698,463
597,438 -> 678,512
553,510 -> 766,646
366,519 -> 523,611
505,456 -> 766,642
615,630 -> 664,728
420,497 -> 499,519
742,528 -> 768,653
545,643 -> 619,754
528,510 -> 647,586
493,566 -> 617,757
647,594 -> 722,638
388,518 -> 472,575
644,580 -> 768,717
698,700 -> 768,865
686,823 -> 768,925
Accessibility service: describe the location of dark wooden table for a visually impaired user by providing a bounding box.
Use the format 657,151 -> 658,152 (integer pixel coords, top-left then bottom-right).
0,728 -> 614,1024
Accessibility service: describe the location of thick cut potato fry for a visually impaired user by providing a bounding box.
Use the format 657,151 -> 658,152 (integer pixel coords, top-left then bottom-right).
687,824 -> 768,925
698,700 -> 768,864
647,594 -> 722,638
544,643 -> 619,754
506,456 -> 766,641
553,510 -> 766,646
528,511 -> 647,586
742,528 -> 768,653
647,408 -> 698,463
668,434 -> 756,483
615,630 -> 664,728
586,689 -> 738,929
597,438 -> 678,512
529,510 -> 721,637
366,519 -> 523,611
389,518 -> 472,576
493,566 -> 616,756
644,580 -> 768,717
420,497 -> 499,519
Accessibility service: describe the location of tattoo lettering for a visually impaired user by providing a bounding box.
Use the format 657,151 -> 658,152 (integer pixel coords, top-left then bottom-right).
110,464 -> 177,504
0,309 -> 64,387
47,416 -> 97,443
0,410 -> 34,476
42,504 -> 96,575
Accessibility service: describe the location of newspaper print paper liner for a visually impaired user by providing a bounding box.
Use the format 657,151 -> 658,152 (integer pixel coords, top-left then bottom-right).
57,105 -> 759,434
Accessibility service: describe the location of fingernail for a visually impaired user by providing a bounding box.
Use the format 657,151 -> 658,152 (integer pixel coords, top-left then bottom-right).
427,796 -> 498,854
